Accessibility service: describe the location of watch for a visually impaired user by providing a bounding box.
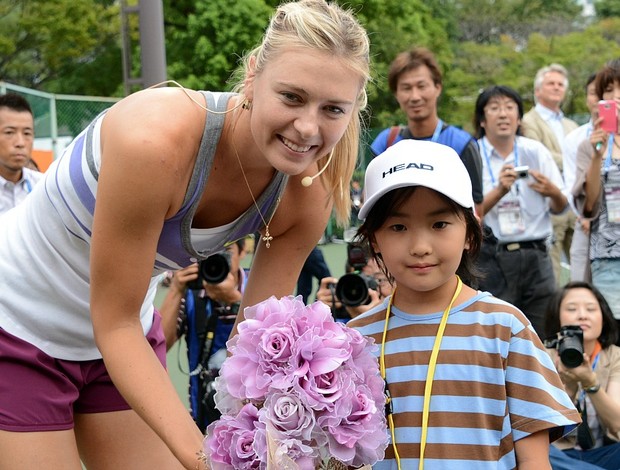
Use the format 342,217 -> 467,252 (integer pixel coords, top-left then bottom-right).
584,382 -> 601,394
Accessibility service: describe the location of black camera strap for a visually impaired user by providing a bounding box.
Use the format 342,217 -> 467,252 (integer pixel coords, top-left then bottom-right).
575,399 -> 595,450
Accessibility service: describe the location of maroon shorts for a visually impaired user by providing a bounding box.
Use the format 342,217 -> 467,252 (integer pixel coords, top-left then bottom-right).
0,311 -> 166,432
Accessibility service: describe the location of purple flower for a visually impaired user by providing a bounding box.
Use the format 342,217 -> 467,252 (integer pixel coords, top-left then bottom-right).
321,379 -> 388,466
204,403 -> 264,470
203,296 -> 388,469
260,390 -> 316,444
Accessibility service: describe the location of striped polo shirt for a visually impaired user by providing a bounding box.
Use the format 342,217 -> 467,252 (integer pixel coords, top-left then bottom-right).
348,292 -> 580,469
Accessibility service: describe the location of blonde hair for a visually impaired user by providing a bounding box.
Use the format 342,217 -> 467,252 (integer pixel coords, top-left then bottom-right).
233,0 -> 370,226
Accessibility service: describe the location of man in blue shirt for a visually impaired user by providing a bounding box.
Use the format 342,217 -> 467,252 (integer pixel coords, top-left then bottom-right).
370,47 -> 483,216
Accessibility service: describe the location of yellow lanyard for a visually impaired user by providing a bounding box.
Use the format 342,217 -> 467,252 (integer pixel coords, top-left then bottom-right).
380,276 -> 463,470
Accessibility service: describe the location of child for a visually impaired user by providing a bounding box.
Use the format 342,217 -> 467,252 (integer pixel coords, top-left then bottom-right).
347,139 -> 581,470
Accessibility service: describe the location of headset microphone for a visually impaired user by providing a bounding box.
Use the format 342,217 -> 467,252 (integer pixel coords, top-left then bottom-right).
301,150 -> 334,187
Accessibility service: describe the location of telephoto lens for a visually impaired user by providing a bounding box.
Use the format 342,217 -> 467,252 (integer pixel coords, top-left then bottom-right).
335,273 -> 378,307
557,325 -> 584,368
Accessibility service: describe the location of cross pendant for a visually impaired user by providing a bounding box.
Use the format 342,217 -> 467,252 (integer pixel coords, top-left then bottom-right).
262,232 -> 273,249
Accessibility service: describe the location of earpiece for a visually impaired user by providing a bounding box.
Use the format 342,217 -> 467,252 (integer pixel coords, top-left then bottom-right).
301,150 -> 334,187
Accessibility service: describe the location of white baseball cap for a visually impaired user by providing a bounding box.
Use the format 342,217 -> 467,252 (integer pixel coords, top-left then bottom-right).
358,139 -> 474,220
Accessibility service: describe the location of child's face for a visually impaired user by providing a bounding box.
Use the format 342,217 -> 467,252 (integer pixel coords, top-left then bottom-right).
372,187 -> 468,299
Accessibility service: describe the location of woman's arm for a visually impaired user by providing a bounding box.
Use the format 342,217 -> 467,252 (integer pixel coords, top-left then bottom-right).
556,350 -> 620,436
583,122 -> 607,216
586,378 -> 620,436
90,90 -> 207,469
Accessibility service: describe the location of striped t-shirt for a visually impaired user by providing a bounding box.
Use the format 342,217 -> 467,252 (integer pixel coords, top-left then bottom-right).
347,292 -> 580,470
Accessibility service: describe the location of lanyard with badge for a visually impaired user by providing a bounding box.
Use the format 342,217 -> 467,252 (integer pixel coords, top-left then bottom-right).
602,134 -> 620,224
481,138 -> 526,236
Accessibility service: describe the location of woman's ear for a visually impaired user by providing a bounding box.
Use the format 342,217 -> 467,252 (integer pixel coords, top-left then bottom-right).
244,56 -> 257,102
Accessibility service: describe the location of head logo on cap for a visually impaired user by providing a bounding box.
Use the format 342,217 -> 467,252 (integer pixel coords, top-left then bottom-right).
358,140 -> 474,220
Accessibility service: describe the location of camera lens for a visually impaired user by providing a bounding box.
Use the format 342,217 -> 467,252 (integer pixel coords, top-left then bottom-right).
336,273 -> 377,307
558,326 -> 584,368
560,348 -> 583,368
186,253 -> 231,290
199,253 -> 230,284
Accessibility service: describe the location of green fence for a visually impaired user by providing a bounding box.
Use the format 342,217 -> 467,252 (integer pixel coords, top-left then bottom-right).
0,81 -> 120,160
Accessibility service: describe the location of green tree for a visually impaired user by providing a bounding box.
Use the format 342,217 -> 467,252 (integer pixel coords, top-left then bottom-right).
453,0 -> 584,44
348,0 -> 451,130
448,18 -> 620,132
0,0 -> 120,92
163,0 -> 272,91
596,0 -> 620,17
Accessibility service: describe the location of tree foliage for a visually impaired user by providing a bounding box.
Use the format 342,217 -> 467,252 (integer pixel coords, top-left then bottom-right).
163,0 -> 272,91
596,0 -> 620,17
3,0 -> 620,134
0,0 -> 119,92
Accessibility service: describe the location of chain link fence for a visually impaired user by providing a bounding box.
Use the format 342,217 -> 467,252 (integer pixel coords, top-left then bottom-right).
0,81 -> 120,168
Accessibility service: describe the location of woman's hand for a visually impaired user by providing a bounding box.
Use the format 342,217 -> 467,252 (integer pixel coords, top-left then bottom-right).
590,116 -> 610,157
557,353 -> 596,390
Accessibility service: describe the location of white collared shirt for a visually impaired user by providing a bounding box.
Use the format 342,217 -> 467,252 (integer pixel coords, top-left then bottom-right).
562,121 -> 592,214
479,135 -> 565,243
0,167 -> 44,215
535,103 -> 566,146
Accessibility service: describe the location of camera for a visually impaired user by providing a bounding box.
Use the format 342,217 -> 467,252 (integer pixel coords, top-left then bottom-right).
513,165 -> 529,179
187,252 -> 231,290
544,325 -> 584,368
335,273 -> 378,307
332,242 -> 378,307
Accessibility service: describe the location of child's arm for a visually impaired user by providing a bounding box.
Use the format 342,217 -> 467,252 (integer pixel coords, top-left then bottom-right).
514,430 -> 551,470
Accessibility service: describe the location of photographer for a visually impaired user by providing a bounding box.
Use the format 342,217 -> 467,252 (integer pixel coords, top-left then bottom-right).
545,281 -> 620,469
159,238 -> 248,432
316,243 -> 392,321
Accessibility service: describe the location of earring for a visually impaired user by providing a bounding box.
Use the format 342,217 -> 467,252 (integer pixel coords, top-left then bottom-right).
242,99 -> 252,110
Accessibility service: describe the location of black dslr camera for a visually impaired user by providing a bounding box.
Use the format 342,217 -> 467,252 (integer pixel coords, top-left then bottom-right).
333,242 -> 378,307
544,325 -> 584,368
187,252 -> 231,290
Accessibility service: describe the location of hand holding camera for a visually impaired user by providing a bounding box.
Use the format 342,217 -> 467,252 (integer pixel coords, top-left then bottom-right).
544,325 -> 600,393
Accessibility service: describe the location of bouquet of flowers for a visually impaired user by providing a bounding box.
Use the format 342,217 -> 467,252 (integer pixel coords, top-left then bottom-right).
203,295 -> 388,469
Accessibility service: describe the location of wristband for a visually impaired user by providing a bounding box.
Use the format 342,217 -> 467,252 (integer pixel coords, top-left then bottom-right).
584,382 -> 600,394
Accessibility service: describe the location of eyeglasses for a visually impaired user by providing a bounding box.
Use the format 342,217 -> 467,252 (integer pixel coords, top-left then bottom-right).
484,102 -> 518,115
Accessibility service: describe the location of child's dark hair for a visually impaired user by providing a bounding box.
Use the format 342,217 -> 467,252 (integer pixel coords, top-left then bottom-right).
544,281 -> 618,347
356,187 -> 482,287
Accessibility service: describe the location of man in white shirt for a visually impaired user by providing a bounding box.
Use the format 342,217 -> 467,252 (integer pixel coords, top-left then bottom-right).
521,64 -> 578,286
475,85 -> 567,338
0,93 -> 42,215
562,74 -> 599,282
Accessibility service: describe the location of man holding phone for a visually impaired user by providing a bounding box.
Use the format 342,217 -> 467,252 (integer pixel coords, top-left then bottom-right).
474,85 -> 567,338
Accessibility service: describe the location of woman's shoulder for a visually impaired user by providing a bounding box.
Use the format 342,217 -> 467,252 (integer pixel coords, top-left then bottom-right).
105,87 -> 208,136
604,344 -> 620,362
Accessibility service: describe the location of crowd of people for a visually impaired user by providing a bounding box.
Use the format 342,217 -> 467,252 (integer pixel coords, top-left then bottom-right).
1,0 -> 619,468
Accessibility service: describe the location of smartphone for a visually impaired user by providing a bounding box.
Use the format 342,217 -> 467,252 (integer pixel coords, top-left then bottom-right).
598,100 -> 618,133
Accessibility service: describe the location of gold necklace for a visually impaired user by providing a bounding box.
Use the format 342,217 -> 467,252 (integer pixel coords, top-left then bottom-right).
231,141 -> 280,248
